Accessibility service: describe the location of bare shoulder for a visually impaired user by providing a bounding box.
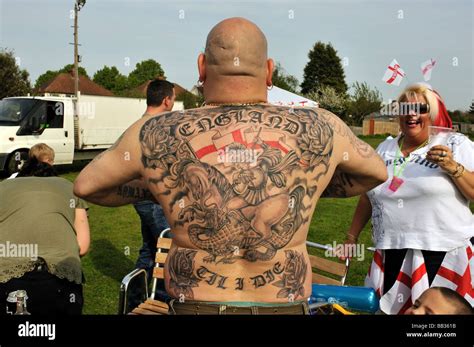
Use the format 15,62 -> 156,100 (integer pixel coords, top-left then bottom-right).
314,108 -> 376,159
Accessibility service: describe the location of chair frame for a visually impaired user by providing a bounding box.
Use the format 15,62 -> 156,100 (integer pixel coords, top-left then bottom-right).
118,228 -> 171,315
305,240 -> 350,286
119,233 -> 352,314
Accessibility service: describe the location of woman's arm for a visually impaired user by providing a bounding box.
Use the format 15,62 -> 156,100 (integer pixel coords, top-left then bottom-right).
450,168 -> 474,201
347,193 -> 372,241
74,208 -> 90,256
427,145 -> 474,201
338,193 -> 372,260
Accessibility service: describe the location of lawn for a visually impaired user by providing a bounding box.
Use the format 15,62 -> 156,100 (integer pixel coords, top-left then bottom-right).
2,135 -> 473,314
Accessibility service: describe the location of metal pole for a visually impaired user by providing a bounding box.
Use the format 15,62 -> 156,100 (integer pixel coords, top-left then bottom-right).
73,3 -> 79,98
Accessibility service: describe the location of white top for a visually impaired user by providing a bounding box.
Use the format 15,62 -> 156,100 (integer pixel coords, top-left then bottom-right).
367,133 -> 474,251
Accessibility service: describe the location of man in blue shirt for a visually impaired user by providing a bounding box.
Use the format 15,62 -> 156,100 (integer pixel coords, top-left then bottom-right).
134,79 -> 175,278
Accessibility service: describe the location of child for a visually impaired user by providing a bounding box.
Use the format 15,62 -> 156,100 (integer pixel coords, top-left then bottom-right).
8,143 -> 55,179
405,287 -> 473,315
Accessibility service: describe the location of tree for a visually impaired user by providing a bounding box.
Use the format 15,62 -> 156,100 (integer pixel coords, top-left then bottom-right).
34,64 -> 89,89
34,70 -> 60,89
127,59 -> 165,89
272,62 -> 299,93
469,100 -> 474,115
307,86 -> 348,119
176,91 -> 201,109
346,82 -> 383,125
59,64 -> 89,78
0,49 -> 31,99
93,65 -> 128,93
301,42 -> 347,95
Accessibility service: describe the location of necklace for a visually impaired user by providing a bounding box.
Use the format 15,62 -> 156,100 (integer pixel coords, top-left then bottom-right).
204,101 -> 267,107
389,135 -> 429,192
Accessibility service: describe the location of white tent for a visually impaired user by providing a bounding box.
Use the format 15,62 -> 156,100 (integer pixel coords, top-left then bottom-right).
267,86 -> 318,107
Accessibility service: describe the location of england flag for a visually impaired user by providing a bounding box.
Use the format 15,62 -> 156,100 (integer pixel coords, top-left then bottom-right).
382,59 -> 406,86
421,58 -> 436,81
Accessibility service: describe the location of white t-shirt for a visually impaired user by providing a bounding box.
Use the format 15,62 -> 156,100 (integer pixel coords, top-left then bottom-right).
367,133 -> 474,252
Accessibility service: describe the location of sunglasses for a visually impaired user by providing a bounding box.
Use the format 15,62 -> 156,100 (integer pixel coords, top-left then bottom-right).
398,102 -> 430,116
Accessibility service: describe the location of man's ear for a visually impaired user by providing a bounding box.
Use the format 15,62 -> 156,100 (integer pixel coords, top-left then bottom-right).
163,96 -> 171,110
266,58 -> 274,87
198,53 -> 206,82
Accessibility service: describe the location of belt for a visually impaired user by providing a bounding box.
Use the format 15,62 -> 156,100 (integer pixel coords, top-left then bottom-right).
169,300 -> 310,315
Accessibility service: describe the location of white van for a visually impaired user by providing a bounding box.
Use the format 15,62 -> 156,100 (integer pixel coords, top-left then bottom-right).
0,93 -> 183,174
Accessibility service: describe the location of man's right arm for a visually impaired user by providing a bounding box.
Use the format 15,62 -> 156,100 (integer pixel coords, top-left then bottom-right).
321,113 -> 388,198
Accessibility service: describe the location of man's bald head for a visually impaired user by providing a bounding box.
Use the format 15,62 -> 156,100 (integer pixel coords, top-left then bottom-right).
204,17 -> 268,78
198,17 -> 273,104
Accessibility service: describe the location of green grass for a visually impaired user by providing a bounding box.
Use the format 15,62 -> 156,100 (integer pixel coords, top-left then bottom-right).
1,136 -> 472,314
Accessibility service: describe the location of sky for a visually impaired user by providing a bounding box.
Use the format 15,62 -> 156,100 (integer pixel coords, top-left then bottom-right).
0,0 -> 472,110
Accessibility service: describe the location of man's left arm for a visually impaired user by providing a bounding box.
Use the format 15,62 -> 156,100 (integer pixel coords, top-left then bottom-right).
73,120 -> 152,206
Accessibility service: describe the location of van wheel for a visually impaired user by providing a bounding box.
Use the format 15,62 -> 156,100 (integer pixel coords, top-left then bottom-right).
6,150 -> 28,176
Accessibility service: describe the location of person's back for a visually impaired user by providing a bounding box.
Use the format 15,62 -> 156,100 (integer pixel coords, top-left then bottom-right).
0,176 -> 84,284
138,102 -> 385,303
0,173 -> 89,315
74,17 -> 387,311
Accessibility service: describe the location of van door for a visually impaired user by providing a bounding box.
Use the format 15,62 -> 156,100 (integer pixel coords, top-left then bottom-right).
16,100 -> 74,164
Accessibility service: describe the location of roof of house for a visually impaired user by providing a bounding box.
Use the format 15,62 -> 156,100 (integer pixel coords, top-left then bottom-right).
132,76 -> 188,98
37,72 -> 114,96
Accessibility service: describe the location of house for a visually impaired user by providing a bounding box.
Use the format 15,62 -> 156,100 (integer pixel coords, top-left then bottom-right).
362,112 -> 400,136
36,71 -> 114,96
453,122 -> 474,134
131,76 -> 190,99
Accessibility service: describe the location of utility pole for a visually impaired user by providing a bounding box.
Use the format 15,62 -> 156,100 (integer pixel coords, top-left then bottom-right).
72,0 -> 86,98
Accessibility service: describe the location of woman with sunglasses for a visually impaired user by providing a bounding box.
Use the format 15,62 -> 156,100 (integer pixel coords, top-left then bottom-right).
343,83 -> 474,314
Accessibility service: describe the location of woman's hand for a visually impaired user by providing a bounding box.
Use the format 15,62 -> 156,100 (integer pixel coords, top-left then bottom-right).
426,145 -> 457,174
337,235 -> 357,261
427,145 -> 474,201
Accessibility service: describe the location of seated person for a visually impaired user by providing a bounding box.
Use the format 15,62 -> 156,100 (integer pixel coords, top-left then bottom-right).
8,143 -> 55,179
0,158 -> 90,315
405,287 -> 474,315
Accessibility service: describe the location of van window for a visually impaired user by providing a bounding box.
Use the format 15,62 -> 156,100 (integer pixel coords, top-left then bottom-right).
46,101 -> 64,128
16,100 -> 64,135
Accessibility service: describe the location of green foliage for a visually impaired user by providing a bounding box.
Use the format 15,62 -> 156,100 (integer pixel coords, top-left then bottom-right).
127,59 -> 165,89
301,42 -> 348,95
306,86 -> 349,119
469,100 -> 474,115
93,66 -> 128,94
34,64 -> 88,89
346,82 -> 383,126
272,62 -> 299,93
59,64 -> 89,78
176,91 -> 201,109
34,70 -> 58,90
0,49 -> 31,98
448,109 -> 473,124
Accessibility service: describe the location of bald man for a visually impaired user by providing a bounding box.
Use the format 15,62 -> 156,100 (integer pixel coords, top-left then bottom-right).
74,18 -> 388,315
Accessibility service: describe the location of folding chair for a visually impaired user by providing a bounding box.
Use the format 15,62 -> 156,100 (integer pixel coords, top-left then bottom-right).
306,240 -> 350,285
118,228 -> 172,315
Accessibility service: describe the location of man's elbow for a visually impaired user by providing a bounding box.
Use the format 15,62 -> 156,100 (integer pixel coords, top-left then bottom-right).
377,166 -> 389,185
359,166 -> 388,193
369,157 -> 389,187
73,176 -> 92,200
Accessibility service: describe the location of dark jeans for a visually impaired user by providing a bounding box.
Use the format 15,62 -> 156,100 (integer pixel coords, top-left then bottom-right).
0,269 -> 83,315
133,201 -> 170,279
383,249 -> 446,295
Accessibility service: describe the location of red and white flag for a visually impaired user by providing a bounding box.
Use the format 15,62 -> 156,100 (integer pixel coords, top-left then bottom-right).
382,59 -> 406,86
365,243 -> 474,314
420,58 -> 436,81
